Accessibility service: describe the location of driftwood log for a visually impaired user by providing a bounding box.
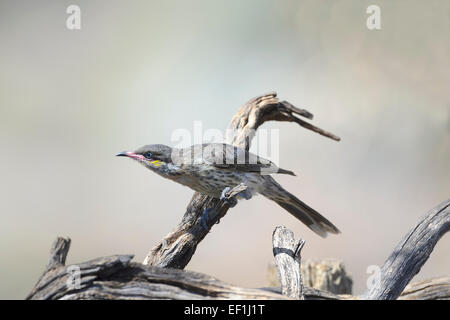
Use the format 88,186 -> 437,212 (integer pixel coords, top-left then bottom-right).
27,237 -> 285,300
27,235 -> 335,300
27,93 -> 449,300
27,207 -> 449,300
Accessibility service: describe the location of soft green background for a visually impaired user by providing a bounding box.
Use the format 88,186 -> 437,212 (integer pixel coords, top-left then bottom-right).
0,0 -> 449,299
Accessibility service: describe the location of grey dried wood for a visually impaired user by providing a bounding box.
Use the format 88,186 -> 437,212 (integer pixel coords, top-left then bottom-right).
27,237 -> 288,300
27,233 -> 449,300
272,226 -> 305,299
398,277 -> 450,300
363,198 -> 450,300
302,259 -> 353,294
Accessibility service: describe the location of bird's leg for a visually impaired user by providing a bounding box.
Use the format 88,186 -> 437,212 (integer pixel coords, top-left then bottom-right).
220,187 -> 238,207
201,184 -> 249,230
200,207 -> 214,230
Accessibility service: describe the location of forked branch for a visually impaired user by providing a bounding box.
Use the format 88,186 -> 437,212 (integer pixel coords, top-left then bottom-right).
143,92 -> 340,268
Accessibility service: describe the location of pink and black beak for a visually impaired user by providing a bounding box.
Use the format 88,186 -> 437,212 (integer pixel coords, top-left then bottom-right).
116,151 -> 144,160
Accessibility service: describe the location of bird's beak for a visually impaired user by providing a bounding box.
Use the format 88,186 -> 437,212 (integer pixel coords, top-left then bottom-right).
116,151 -> 129,157
116,151 -> 144,160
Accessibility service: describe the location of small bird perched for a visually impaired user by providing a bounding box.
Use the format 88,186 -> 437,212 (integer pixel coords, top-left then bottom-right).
117,143 -> 340,238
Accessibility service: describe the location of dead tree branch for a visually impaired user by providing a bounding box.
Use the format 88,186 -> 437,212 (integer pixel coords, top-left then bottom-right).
363,198 -> 450,300
143,92 -> 340,268
28,220 -> 448,300
398,277 -> 450,300
46,237 -> 71,271
272,226 -> 305,299
27,237 -> 289,300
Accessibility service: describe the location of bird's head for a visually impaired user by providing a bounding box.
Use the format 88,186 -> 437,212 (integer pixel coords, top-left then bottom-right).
116,144 -> 174,173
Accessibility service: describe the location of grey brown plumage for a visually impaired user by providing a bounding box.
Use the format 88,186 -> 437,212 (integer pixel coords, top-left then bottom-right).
117,143 -> 340,238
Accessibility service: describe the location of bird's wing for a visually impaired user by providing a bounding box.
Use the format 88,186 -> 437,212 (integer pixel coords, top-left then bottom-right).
199,143 -> 295,176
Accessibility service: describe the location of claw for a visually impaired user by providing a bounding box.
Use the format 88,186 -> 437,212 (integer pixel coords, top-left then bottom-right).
220,187 -> 238,207
220,187 -> 232,200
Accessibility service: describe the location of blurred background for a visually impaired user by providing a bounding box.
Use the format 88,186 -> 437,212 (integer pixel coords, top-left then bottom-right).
0,0 -> 449,299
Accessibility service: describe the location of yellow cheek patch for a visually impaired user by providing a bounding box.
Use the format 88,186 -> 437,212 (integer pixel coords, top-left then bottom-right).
150,160 -> 163,167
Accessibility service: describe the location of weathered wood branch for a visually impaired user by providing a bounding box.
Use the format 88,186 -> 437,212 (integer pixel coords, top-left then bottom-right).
142,183 -> 248,267
46,237 -> 71,271
272,226 -> 305,299
363,198 -> 450,300
28,234 -> 448,300
264,277 -> 450,300
398,277 -> 450,300
143,92 -> 340,268
27,237 -> 289,300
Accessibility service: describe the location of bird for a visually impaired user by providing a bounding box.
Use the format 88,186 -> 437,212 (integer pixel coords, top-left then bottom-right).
117,143 -> 340,238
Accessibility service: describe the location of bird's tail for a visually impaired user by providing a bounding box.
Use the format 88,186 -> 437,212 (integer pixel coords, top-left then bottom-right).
260,177 -> 340,238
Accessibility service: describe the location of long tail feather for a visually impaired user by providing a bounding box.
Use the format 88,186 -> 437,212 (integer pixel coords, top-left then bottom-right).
261,177 -> 340,238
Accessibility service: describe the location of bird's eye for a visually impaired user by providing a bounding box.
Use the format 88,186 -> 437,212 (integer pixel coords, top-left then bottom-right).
144,152 -> 153,159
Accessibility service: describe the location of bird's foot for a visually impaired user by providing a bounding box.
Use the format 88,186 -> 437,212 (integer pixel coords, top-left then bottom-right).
220,187 -> 238,207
